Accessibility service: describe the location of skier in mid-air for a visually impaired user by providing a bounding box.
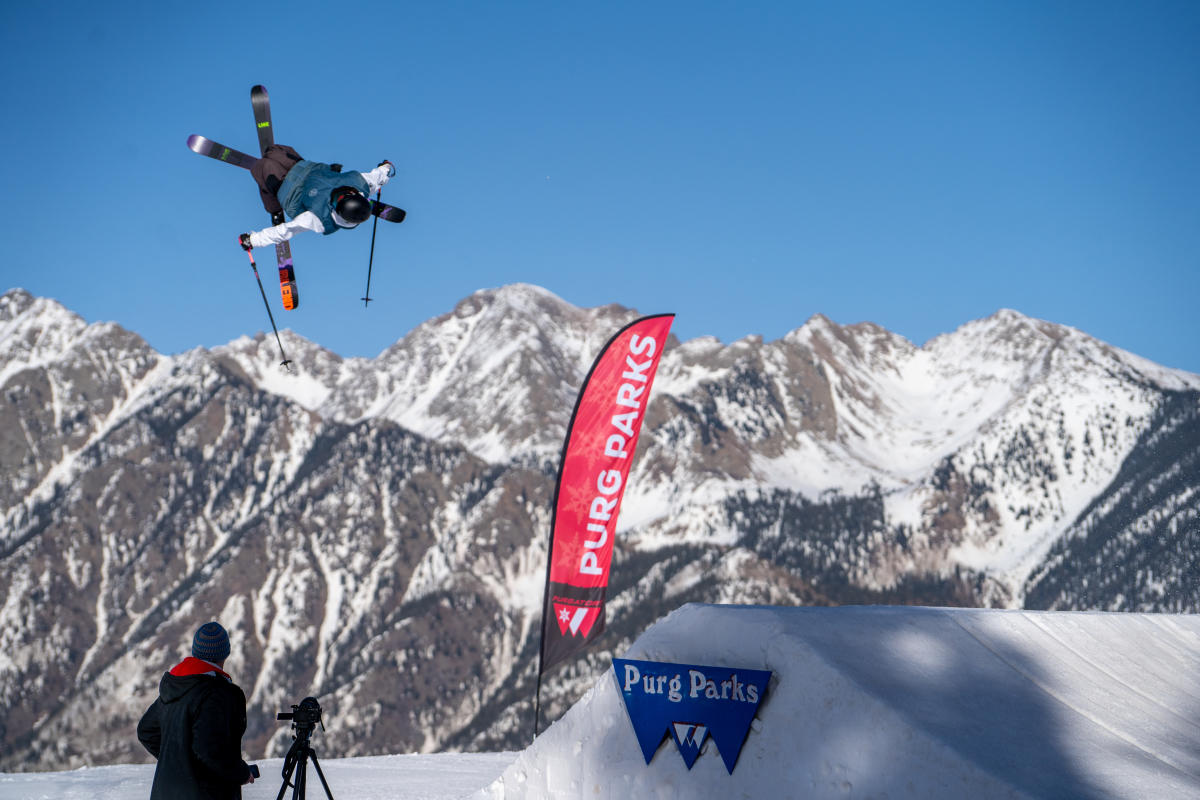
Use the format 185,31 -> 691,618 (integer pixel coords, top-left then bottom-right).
187,84 -> 406,365
238,144 -> 395,251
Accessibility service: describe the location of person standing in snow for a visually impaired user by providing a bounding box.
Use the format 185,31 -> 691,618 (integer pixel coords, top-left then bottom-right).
137,622 -> 257,800
239,143 -> 395,250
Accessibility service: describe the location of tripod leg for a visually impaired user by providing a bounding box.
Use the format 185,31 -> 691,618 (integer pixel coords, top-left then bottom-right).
277,748 -> 298,800
308,752 -> 336,800
295,752 -> 306,800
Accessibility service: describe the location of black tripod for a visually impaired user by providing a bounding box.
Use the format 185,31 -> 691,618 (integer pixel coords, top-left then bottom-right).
275,697 -> 335,800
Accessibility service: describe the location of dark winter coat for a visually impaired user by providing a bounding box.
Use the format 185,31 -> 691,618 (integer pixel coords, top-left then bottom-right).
137,657 -> 252,800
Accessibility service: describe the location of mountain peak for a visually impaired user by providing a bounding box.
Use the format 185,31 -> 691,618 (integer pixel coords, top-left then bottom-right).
1,288 -> 36,322
455,283 -> 570,319
782,313 -> 916,369
949,308 -> 1070,341
0,290 -> 92,377
1,289 -> 80,328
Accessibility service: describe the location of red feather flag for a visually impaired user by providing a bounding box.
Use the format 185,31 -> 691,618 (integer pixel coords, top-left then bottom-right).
535,314 -> 674,732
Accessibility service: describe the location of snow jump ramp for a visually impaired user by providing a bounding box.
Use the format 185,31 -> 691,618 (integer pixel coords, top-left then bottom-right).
483,604 -> 1200,799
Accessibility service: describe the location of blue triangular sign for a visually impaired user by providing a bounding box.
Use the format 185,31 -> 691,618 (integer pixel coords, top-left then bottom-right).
613,658 -> 771,774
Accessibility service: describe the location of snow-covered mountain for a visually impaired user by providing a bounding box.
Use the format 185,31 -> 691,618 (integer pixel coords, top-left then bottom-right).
2,284 -> 1197,771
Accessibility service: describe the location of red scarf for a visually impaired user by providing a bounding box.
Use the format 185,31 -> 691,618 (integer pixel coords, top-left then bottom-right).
170,656 -> 232,682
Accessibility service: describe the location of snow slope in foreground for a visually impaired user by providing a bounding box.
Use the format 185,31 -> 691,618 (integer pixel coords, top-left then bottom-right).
5,605 -> 1199,799
487,604 -> 1200,799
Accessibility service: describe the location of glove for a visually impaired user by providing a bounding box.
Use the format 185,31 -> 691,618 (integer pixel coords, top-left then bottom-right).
239,233 -> 254,251
378,159 -> 395,178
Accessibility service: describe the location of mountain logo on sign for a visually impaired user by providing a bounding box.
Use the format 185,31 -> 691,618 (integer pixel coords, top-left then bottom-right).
670,722 -> 709,769
613,657 -> 771,774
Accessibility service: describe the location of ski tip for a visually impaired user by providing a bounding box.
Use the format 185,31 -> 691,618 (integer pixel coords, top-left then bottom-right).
252,84 -> 268,96
187,134 -> 206,151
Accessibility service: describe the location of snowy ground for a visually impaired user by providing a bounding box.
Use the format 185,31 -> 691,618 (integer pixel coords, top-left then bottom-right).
0,752 -> 517,799
6,604 -> 1200,799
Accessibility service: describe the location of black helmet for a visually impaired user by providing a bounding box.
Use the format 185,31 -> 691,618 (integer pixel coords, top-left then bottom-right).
331,186 -> 371,225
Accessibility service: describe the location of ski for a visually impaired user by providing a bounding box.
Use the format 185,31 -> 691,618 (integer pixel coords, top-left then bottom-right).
250,85 -> 298,311
186,135 -> 258,169
371,200 -> 406,224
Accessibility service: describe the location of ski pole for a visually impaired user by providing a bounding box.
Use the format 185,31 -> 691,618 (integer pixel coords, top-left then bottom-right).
361,186 -> 383,307
241,239 -> 293,371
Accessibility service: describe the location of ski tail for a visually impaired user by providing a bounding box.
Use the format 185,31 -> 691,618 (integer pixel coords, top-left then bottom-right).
187,135 -> 258,169
278,259 -> 298,311
370,200 -> 407,223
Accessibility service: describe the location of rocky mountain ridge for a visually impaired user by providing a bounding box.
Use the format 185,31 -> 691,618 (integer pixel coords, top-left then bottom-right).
2,284 -> 1197,770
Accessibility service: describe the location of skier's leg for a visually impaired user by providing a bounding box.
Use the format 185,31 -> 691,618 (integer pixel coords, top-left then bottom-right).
250,146 -> 303,218
251,159 -> 287,218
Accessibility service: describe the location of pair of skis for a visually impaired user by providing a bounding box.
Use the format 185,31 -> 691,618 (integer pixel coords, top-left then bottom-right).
187,85 -> 406,367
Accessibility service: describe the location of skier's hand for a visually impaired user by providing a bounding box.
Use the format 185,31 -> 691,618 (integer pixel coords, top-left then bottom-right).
378,159 -> 395,178
239,233 -> 254,251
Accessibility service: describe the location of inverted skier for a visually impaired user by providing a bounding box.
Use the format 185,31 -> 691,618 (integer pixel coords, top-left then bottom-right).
239,144 -> 395,251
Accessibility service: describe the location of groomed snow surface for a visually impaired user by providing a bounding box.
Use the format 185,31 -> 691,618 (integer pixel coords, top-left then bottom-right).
5,604 -> 1199,799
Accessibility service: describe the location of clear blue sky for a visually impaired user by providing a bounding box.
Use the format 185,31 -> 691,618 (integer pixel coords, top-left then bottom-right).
2,1 -> 1197,372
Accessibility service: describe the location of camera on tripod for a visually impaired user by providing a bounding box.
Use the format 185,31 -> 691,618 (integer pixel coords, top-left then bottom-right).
278,696 -> 324,734
275,696 -> 334,800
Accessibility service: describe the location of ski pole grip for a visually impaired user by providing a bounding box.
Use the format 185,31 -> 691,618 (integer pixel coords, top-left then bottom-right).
240,235 -> 256,265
